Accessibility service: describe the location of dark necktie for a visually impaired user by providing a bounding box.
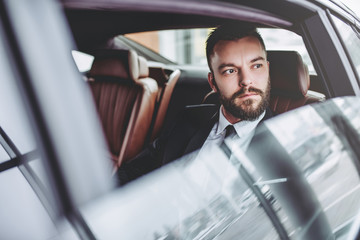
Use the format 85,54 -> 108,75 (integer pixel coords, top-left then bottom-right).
221,125 -> 237,158
224,125 -> 236,139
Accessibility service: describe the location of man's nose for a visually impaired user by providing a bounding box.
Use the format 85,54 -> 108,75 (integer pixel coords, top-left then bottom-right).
238,70 -> 252,87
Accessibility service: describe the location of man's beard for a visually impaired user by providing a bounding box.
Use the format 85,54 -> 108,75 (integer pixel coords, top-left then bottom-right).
218,78 -> 270,121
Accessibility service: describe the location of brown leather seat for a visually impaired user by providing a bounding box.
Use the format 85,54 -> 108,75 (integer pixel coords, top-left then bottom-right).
203,50 -> 325,114
88,49 -> 158,167
148,66 -> 181,141
267,50 -> 325,114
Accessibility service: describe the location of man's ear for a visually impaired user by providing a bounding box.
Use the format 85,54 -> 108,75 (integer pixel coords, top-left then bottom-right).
208,72 -> 218,92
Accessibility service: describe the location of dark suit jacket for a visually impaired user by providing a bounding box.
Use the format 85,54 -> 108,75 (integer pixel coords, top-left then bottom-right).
117,104 -> 274,185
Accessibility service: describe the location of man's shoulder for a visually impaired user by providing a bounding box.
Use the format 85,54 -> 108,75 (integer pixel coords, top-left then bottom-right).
263,107 -> 275,121
164,103 -> 218,138
162,103 -> 218,137
182,104 -> 219,124
183,103 -> 219,114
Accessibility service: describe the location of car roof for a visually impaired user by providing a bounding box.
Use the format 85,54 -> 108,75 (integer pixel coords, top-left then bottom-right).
61,0 -> 359,53
61,0 -> 314,50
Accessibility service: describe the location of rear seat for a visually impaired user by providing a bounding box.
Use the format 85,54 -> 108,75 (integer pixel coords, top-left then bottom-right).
88,49 -> 158,167
203,50 -> 325,114
148,65 -> 181,141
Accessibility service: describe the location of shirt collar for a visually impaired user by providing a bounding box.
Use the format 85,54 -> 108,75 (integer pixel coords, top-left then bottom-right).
216,106 -> 266,138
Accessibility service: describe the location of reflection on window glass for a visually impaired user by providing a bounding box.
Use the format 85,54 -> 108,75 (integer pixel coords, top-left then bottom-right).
149,152 -> 281,240
0,168 -> 59,239
265,100 -> 360,238
0,30 -> 54,214
332,15 -> 360,78
335,97 -> 360,132
231,146 -> 299,239
28,159 -> 53,197
125,28 -> 315,73
82,147 -> 281,240
0,145 -> 10,163
0,75 -> 36,154
179,152 -> 277,240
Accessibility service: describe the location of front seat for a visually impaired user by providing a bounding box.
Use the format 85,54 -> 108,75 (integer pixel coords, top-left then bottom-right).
267,50 -> 325,114
88,49 -> 158,167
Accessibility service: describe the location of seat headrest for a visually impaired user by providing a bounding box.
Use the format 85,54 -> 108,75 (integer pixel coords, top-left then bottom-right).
89,49 -> 142,81
267,51 -> 310,97
138,56 -> 149,78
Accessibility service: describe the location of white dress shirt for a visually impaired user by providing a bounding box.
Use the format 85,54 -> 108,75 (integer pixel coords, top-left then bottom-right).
198,106 -> 266,157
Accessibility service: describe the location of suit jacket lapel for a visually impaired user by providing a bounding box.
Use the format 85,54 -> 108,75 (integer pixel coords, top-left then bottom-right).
182,107 -> 273,157
183,111 -> 218,156
262,107 -> 274,122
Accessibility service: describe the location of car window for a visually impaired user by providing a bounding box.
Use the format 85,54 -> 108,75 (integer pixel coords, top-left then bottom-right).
332,15 -> 360,80
0,145 -> 10,163
0,29 -> 59,239
263,97 -> 360,238
258,29 -> 315,74
72,50 -> 94,73
338,0 -> 360,17
72,28 -> 315,75
125,28 -> 316,74
0,51 -> 51,196
0,75 -> 36,155
81,148 -> 283,240
125,29 -> 208,66
81,96 -> 360,239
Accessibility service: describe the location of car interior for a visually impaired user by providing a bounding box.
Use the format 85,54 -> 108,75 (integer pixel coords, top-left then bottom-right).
84,45 -> 327,171
65,8 -> 330,172
88,49 -> 159,166
65,24 -> 326,174
3,1 -> 360,239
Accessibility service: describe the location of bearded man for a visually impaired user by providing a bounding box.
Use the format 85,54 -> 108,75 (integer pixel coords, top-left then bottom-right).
117,24 -> 274,185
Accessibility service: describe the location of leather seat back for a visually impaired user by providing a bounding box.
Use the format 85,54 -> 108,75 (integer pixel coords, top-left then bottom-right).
267,50 -> 325,114
148,66 -> 181,141
88,49 -> 158,166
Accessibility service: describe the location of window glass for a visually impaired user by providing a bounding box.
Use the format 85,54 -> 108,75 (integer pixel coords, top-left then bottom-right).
0,70 -> 51,195
258,29 -> 315,74
265,98 -> 360,238
82,148 -> 281,239
336,96 -> 360,131
71,50 -> 94,73
0,24 -> 59,238
0,66 -> 36,154
0,144 -> 10,163
83,97 -> 360,239
0,168 -> 59,239
28,158 -> 52,195
332,15 -> 360,78
338,0 -> 360,17
125,28 -> 315,73
126,29 -> 209,66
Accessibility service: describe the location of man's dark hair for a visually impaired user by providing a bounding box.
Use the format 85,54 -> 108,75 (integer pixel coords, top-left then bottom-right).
206,24 -> 266,72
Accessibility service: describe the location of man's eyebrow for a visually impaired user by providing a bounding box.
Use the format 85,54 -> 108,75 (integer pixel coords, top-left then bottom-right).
251,56 -> 266,63
217,56 -> 266,71
218,63 -> 236,71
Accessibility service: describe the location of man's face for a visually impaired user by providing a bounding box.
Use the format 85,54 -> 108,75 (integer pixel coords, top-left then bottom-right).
208,36 -> 270,122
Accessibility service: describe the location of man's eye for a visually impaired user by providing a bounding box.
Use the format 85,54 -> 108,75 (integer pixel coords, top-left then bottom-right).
223,69 -> 235,74
253,64 -> 263,69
